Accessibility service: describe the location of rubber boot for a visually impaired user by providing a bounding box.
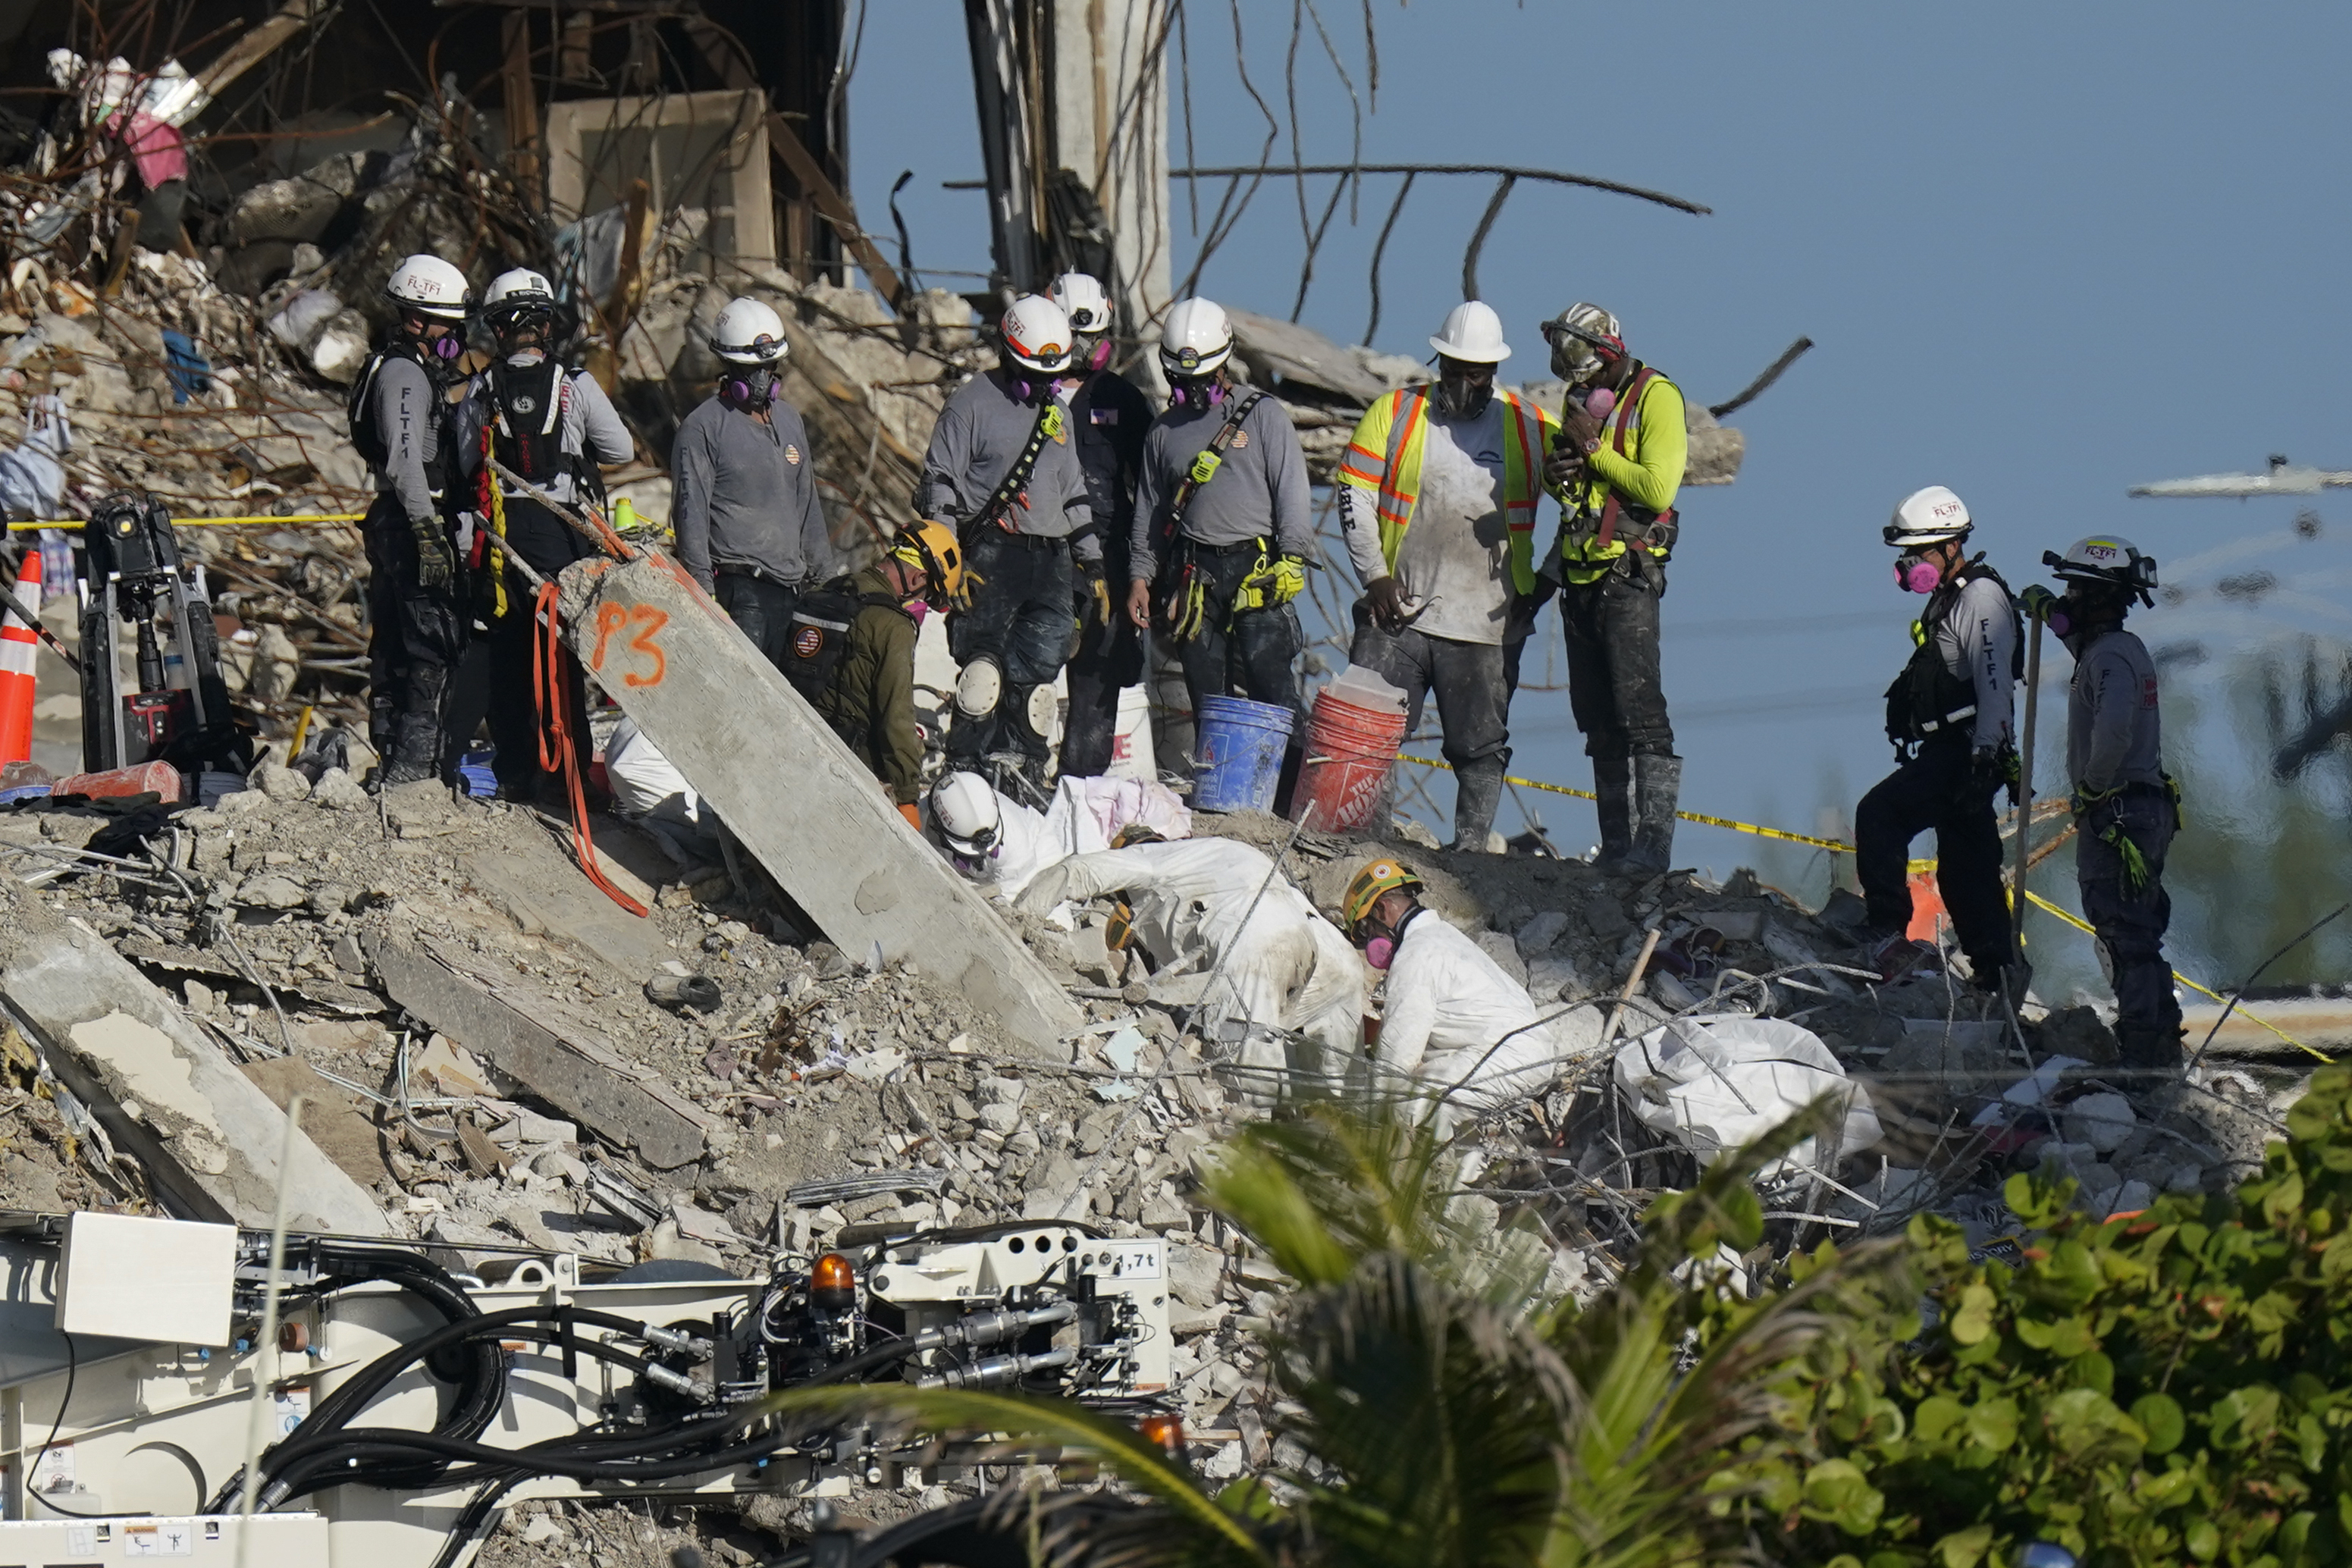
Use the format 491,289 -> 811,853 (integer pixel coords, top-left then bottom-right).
1589,751 -> 1633,873
379,670 -> 449,789
1622,753 -> 1682,877
1447,755 -> 1505,853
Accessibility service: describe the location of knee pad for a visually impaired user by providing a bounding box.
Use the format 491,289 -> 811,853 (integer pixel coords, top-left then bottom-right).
1008,682 -> 1058,747
954,656 -> 1004,720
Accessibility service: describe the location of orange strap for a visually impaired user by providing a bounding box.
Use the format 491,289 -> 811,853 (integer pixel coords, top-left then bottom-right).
532,580 -> 648,917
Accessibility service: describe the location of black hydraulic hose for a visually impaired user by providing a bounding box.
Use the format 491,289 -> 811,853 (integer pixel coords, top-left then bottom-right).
266,1427 -> 797,1487
209,1303 -> 660,1512
429,1476 -> 522,1568
256,1312 -> 670,1505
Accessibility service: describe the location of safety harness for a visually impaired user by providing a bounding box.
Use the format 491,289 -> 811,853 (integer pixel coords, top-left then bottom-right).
1564,365 -> 1679,570
961,395 -> 1068,543
1884,556 -> 2025,749
347,338 -> 456,498
1154,390 -> 1266,641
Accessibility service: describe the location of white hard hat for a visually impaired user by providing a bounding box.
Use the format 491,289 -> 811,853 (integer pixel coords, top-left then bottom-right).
999,295 -> 1074,373
930,771 -> 1002,858
1159,297 -> 1234,378
1049,272 -> 1112,334
384,254 -> 471,321
710,296 -> 789,366
2044,535 -> 2159,601
1540,302 -> 1623,382
1886,485 -> 1974,548
1428,300 -> 1510,364
482,268 -> 557,328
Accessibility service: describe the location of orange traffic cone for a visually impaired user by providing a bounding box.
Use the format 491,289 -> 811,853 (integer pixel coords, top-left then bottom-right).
0,547 -> 39,766
1905,867 -> 1948,942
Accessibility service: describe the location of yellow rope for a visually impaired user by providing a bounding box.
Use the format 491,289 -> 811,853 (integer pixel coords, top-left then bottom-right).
1395,752 -> 2321,1059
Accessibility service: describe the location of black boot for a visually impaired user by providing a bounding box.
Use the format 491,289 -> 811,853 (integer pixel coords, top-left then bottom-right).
1589,750 -> 1632,873
1623,753 -> 1682,877
1448,756 -> 1505,852
2117,1025 -> 2185,1075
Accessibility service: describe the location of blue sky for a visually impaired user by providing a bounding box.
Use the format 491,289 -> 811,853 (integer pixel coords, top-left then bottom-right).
848,3 -> 2352,985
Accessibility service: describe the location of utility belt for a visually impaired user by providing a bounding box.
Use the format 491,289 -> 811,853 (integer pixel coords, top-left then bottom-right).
1156,534 -> 1275,641
977,528 -> 1071,553
713,565 -> 811,590
1563,502 -> 1676,586
1914,703 -> 1975,739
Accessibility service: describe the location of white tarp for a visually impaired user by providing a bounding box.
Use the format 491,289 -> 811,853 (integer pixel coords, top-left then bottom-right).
1613,1015 -> 1882,1178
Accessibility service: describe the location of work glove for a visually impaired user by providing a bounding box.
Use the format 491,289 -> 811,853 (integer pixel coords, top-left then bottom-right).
2100,822 -> 2152,896
1966,745 -> 2013,803
2020,583 -> 2059,623
1234,551 -> 1306,612
411,515 -> 454,591
2070,781 -> 2120,820
1163,566 -> 1209,642
1081,566 -> 1119,629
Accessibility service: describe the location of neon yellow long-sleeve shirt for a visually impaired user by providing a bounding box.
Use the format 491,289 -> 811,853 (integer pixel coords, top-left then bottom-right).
1560,366 -> 1686,585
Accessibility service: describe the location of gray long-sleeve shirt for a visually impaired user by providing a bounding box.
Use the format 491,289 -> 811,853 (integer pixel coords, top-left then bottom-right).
458,355 -> 635,504
1933,572 -> 2018,751
915,370 -> 1097,560
1128,391 -> 1312,584
367,354 -> 444,525
2067,627 -> 2163,792
670,394 -> 832,592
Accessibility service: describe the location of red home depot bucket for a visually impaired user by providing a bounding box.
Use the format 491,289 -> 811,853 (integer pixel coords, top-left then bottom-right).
1290,690 -> 1408,833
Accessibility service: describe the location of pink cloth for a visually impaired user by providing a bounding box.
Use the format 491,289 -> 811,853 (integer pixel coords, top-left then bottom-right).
105,111 -> 186,190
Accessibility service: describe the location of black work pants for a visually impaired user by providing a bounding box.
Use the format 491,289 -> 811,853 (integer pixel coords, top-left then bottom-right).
444,498 -> 596,794
1348,605 -> 1510,773
1560,568 -> 1672,760
362,494 -> 467,766
946,529 -> 1077,764
1166,544 -> 1302,717
1856,735 -> 2010,976
1062,590 -> 1145,778
714,572 -> 802,671
2078,789 -> 2182,1040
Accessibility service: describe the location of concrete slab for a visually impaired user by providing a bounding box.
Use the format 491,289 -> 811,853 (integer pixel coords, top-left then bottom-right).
240,1057 -> 394,1190
464,833 -> 672,983
0,869 -> 391,1234
365,930 -> 709,1169
557,552 -> 1080,1049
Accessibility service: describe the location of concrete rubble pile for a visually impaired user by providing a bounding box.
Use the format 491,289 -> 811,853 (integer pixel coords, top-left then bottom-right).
0,730 -> 2303,1556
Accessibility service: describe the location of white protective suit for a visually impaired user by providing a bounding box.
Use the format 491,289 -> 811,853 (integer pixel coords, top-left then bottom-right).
952,775 -> 1192,902
1376,910 -> 1600,1137
1016,838 -> 1364,1093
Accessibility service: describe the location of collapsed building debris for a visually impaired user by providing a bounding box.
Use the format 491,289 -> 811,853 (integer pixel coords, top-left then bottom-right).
0,8 -> 2322,1568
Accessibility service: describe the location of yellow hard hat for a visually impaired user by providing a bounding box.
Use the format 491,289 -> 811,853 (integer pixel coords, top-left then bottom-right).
892,519 -> 967,607
1342,858 -> 1422,930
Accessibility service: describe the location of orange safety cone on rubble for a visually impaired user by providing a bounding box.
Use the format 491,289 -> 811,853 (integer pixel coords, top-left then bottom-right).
0,547 -> 39,765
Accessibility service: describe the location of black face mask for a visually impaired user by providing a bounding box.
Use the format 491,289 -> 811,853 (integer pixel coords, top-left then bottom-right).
1431,375 -> 1494,420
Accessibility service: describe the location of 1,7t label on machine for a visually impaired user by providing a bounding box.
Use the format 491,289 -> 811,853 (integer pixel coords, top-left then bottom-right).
1110,1243 -> 1162,1279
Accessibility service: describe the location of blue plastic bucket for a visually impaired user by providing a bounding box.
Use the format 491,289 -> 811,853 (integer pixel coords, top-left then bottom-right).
1191,695 -> 1295,812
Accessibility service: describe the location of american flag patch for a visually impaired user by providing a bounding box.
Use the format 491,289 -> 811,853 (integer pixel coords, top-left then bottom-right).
1090,407 -> 1118,425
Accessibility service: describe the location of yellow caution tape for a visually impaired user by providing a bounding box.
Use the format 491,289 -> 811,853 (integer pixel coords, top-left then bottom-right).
1397,754 -> 1853,851
6,513 -> 365,532
1397,752 -> 2321,1060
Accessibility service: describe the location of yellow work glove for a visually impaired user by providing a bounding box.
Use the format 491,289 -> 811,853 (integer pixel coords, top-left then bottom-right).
1233,551 -> 1306,613
1165,569 -> 1209,641
2100,822 -> 2151,897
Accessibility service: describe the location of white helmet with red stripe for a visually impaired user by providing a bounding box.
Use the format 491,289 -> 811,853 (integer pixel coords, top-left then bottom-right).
999,295 -> 1074,374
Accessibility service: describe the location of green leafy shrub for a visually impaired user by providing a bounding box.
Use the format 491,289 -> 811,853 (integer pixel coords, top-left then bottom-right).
1770,1065 -> 2352,1567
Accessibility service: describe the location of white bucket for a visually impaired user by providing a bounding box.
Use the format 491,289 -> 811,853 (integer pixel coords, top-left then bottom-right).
1106,684 -> 1156,779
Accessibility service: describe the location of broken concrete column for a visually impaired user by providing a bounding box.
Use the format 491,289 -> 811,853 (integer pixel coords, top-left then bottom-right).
0,868 -> 390,1234
557,553 -> 1080,1049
